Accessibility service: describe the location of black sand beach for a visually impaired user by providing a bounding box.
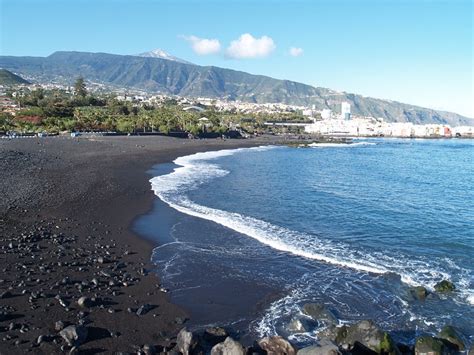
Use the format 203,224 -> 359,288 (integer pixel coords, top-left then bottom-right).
0,135 -> 272,354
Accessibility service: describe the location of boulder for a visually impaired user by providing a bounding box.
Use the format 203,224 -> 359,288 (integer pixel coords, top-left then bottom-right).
409,286 -> 429,301
334,320 -> 399,355
414,336 -> 445,355
297,339 -> 341,355
258,336 -> 297,355
59,325 -> 88,347
177,328 -> 198,355
288,317 -> 318,333
434,280 -> 455,293
211,337 -> 245,355
437,326 -> 465,351
302,303 -> 337,326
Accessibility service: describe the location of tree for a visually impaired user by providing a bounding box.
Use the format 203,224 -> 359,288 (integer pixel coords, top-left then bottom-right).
74,77 -> 87,98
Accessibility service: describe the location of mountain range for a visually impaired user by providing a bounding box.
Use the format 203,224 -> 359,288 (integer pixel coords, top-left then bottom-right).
0,51 -> 471,126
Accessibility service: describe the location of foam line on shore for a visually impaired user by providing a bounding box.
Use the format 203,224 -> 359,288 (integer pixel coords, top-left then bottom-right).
149,145 -> 472,303
307,142 -> 376,148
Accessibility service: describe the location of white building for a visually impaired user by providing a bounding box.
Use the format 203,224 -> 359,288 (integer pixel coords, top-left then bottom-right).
341,102 -> 351,120
321,109 -> 332,120
452,126 -> 474,137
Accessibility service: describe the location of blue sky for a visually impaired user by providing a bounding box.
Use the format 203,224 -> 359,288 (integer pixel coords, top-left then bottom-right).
1,0 -> 472,117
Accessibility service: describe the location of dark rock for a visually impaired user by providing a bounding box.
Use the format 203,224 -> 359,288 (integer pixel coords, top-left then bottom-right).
434,280 -> 455,293
334,320 -> 399,355
297,339 -> 341,355
0,291 -> 13,299
301,303 -> 337,326
59,325 -> 88,347
177,328 -> 198,355
415,336 -> 445,355
136,304 -> 153,316
409,286 -> 429,301
258,336 -> 297,355
211,337 -> 245,355
437,325 -> 465,351
204,327 -> 228,344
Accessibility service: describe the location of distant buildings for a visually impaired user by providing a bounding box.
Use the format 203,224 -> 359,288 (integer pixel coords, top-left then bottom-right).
341,102 -> 351,120
304,118 -> 461,138
321,109 -> 332,120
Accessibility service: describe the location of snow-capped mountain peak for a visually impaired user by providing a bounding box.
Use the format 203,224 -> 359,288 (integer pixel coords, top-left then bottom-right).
136,49 -> 192,64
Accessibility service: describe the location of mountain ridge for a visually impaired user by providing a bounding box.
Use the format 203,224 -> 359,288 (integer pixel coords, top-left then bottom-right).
0,68 -> 30,85
0,50 -> 471,126
136,48 -> 192,64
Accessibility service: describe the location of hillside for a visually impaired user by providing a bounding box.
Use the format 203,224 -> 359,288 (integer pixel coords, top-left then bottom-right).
0,51 -> 471,126
0,68 -> 30,85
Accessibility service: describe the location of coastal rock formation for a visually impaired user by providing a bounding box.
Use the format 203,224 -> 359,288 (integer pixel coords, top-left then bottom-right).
409,286 -> 429,301
177,328 -> 198,355
301,303 -> 337,326
434,280 -> 455,293
288,317 -> 318,333
414,336 -> 445,355
211,337 -> 245,355
437,326 -> 466,351
204,327 -> 229,345
334,320 -> 399,355
258,336 -> 297,355
297,339 -> 341,355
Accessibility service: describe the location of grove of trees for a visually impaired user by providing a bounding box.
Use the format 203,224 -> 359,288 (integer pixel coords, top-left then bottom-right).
1,78 -> 310,136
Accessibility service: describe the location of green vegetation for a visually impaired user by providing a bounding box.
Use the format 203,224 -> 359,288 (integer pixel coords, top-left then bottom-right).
1,82 -> 309,135
74,77 -> 87,98
0,69 -> 30,85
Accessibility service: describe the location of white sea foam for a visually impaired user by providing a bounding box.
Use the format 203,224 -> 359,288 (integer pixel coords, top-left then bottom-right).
149,145 -> 473,305
307,142 -> 376,148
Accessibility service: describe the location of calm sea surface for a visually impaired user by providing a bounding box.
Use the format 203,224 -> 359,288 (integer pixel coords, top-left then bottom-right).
136,138 -> 474,345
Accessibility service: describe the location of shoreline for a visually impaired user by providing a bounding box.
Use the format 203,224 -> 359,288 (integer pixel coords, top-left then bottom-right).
137,139 -> 474,351
0,135 -> 272,354
1,135 -> 472,354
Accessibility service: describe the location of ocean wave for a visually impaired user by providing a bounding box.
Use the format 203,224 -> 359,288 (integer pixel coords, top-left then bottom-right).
149,146 -> 473,305
307,142 -> 376,148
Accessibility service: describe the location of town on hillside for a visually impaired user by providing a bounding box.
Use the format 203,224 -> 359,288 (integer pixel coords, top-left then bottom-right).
1,79 -> 473,139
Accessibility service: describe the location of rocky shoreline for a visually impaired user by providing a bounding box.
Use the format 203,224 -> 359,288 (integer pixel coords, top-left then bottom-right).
0,135 -> 472,354
170,318 -> 469,355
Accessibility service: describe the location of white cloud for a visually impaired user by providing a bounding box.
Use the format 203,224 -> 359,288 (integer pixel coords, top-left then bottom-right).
289,47 -> 304,57
181,35 -> 221,55
226,33 -> 276,59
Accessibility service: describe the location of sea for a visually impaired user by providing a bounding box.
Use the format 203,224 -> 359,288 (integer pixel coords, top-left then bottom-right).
134,138 -> 474,346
